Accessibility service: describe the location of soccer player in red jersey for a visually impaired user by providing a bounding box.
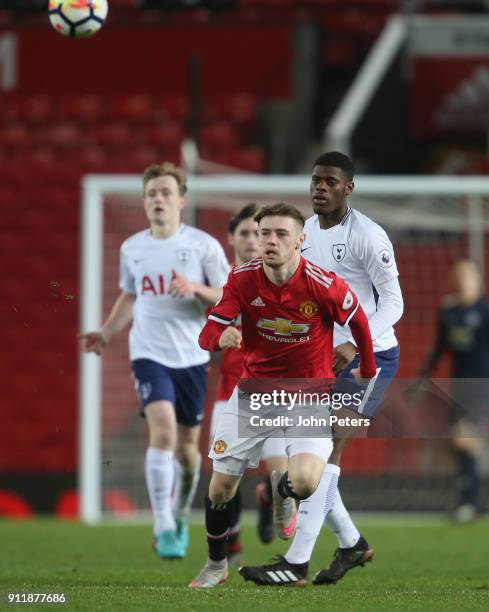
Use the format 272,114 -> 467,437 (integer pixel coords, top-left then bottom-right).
210,203 -> 260,436
190,203 -> 376,588
210,203 -> 291,563
209,202 -> 261,565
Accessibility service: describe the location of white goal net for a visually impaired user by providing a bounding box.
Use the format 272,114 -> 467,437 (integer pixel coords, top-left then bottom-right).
80,174 -> 489,523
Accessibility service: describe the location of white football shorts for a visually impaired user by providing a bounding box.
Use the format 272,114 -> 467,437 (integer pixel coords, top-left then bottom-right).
209,387 -> 332,476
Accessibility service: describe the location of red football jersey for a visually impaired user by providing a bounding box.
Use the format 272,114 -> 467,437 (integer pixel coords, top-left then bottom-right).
215,262 -> 244,401
216,317 -> 244,401
201,257 -> 372,380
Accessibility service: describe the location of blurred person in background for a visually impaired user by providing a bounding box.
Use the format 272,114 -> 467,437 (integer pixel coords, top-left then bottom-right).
79,162 -> 229,558
420,258 -> 489,522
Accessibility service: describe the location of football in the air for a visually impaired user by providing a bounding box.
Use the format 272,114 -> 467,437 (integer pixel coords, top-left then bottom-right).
48,0 -> 108,38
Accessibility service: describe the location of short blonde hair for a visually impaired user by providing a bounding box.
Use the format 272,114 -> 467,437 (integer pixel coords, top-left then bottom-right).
142,162 -> 187,195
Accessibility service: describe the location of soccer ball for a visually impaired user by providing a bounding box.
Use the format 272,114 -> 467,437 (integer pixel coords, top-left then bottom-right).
48,1 -> 108,38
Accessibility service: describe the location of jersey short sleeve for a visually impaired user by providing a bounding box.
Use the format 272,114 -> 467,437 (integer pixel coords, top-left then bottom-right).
326,275 -> 359,327
119,246 -> 136,294
202,237 -> 231,288
360,224 -> 399,287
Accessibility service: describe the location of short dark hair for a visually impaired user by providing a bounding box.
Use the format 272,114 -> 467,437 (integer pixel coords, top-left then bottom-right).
254,203 -> 305,229
228,202 -> 259,234
313,151 -> 354,180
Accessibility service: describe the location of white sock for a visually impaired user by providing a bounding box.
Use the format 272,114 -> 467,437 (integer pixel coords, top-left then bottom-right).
145,447 -> 176,535
207,557 -> 227,569
172,459 -> 182,517
285,463 -> 340,565
325,489 -> 360,548
173,453 -> 201,520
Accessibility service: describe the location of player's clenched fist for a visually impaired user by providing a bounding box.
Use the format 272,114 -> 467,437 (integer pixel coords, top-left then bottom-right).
351,367 -> 376,384
218,326 -> 242,350
169,269 -> 195,298
333,341 -> 357,374
79,331 -> 108,356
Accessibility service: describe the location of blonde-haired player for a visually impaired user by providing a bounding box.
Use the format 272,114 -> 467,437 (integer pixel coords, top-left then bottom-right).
80,162 -> 229,559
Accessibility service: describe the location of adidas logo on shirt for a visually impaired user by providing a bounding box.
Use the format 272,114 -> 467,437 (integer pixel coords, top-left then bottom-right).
251,296 -> 265,307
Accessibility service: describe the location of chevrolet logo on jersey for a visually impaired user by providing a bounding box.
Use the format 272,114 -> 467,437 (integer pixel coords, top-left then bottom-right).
257,317 -> 311,336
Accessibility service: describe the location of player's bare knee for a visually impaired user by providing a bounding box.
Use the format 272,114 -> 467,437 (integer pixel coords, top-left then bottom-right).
149,430 -> 175,450
209,473 -> 239,504
290,473 -> 318,499
175,441 -> 199,469
209,484 -> 233,505
209,488 -> 234,505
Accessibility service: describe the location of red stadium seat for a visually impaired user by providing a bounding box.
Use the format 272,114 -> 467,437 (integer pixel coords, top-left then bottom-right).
60,94 -> 105,124
26,162 -> 79,188
0,491 -> 33,518
22,186 -> 75,210
109,94 -> 155,123
77,145 -> 110,171
199,120 -> 240,153
160,96 -> 188,121
147,121 -> 185,151
103,489 -> 138,515
227,146 -> 266,173
0,163 -> 25,186
0,95 -> 23,124
27,146 -> 58,168
47,121 -> 80,150
126,145 -> 161,169
0,124 -> 30,149
88,121 -> 132,148
20,94 -> 56,125
221,93 -> 257,127
201,146 -> 266,173
55,490 -> 78,519
203,94 -> 258,131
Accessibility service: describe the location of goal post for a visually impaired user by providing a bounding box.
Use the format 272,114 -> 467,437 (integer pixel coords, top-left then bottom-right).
79,174 -> 489,523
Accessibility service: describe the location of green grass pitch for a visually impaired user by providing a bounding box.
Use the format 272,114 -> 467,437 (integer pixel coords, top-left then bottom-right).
1,517 -> 489,611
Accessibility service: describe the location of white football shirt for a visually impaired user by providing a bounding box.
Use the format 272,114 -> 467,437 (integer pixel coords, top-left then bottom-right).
303,208 -> 399,352
119,224 -> 230,368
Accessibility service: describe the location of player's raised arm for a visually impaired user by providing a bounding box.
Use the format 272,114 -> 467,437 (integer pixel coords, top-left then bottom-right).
79,290 -> 135,355
198,273 -> 241,352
